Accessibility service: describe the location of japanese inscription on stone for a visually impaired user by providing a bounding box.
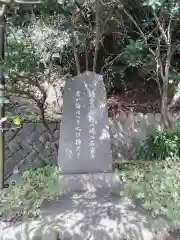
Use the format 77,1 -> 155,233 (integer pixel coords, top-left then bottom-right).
75,90 -> 81,159
88,86 -> 96,159
58,71 -> 112,174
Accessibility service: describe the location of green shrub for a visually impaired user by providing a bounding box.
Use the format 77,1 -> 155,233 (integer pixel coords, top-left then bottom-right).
137,126 -> 180,161
0,165 -> 62,221
120,158 -> 180,222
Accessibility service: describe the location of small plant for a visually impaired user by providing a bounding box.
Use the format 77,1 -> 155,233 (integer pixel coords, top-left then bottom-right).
119,158 -> 180,222
137,126 -> 180,161
0,165 -> 62,221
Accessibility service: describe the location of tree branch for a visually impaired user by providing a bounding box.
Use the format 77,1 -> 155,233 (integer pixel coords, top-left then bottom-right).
164,3 -> 173,83
156,36 -> 164,80
155,56 -> 163,98
0,0 -> 40,6
100,52 -> 124,73
0,0 -> 11,4
71,32 -> 80,75
175,111 -> 180,121
85,42 -> 88,71
168,95 -> 180,110
120,4 -> 156,58
153,9 -> 168,45
0,3 -> 7,16
0,117 -> 7,124
8,81 -> 58,155
120,4 -> 146,41
13,0 -> 41,3
93,0 -> 101,72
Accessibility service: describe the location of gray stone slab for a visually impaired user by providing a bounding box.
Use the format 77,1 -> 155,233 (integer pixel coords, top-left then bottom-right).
39,132 -> 49,143
47,123 -> 58,134
5,158 -> 15,178
33,139 -> 45,153
58,71 -> 112,174
5,129 -> 20,142
40,149 -> 52,159
17,123 -> 36,139
0,221 -> 58,240
60,172 -> 123,194
25,149 -> 39,165
0,193 -> 176,240
11,149 -> 27,163
53,129 -> 59,140
35,123 -> 46,134
56,122 -> 60,130
5,149 -> 28,177
50,153 -> 58,165
7,139 -> 21,153
40,192 -> 159,240
5,149 -> 13,160
21,131 -> 41,149
19,141 -> 32,153
16,158 -> 31,172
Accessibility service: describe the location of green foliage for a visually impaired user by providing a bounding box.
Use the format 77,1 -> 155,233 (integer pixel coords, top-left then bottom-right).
4,0 -> 180,100
40,0 -> 75,15
137,126 -> 180,161
5,25 -> 45,79
0,165 -> 62,221
5,1 -> 92,81
40,0 -> 61,13
143,0 -> 166,8
121,40 -> 147,68
5,18 -> 67,81
104,66 -> 127,92
169,72 -> 180,82
17,112 -> 41,122
120,158 -> 180,222
143,0 -> 180,14
5,112 -> 41,123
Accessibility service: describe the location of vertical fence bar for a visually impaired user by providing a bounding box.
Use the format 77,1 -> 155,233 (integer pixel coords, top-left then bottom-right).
0,14 -> 5,189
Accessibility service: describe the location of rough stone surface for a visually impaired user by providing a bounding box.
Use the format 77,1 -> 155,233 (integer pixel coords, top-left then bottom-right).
38,192 -> 174,240
109,112 -> 161,160
4,122 -> 60,179
58,71 -> 112,174
0,221 -> 58,240
60,172 -> 123,194
0,192 -> 176,240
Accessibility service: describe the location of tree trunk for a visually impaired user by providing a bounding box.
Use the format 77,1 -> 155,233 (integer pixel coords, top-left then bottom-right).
161,92 -> 174,129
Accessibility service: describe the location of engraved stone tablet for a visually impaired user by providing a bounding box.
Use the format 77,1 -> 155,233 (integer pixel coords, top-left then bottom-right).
58,71 -> 112,174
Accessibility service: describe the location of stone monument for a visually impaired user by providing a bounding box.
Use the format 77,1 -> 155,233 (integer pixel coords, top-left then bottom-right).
58,71 -> 121,193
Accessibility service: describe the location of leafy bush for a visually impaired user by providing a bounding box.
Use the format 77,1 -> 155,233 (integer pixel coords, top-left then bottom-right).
120,158 -> 180,222
137,126 -> 180,161
0,165 -> 62,221
121,39 -> 145,67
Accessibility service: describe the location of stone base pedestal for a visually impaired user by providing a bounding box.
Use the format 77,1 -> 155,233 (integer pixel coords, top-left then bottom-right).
59,172 -> 124,194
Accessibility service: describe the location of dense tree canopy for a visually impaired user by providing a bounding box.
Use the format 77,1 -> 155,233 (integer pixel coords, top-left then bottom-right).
1,0 -> 180,126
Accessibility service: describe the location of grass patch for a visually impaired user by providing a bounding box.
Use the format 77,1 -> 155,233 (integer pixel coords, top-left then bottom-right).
119,158 -> 180,222
137,124 -> 180,161
0,165 -> 62,221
